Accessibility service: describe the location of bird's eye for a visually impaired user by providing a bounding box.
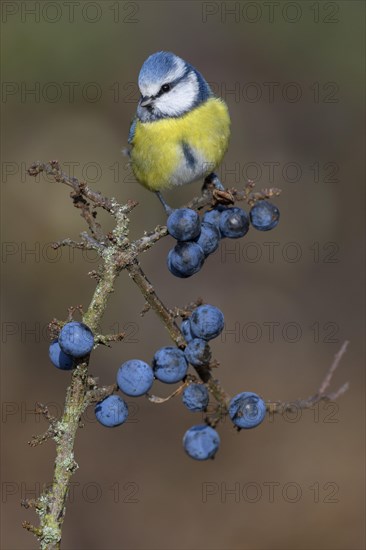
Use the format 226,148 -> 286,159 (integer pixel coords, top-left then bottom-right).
161,84 -> 171,93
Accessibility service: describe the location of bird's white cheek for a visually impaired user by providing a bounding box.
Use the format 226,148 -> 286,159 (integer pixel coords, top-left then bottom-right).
156,78 -> 199,117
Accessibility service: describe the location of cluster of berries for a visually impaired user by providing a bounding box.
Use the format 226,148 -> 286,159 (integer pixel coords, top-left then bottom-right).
167,200 -> 280,278
49,307 -> 266,460
97,304 -> 225,438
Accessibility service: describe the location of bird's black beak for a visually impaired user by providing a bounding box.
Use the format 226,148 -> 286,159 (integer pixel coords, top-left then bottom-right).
140,96 -> 154,108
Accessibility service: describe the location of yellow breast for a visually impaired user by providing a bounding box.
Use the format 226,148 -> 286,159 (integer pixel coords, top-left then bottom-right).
129,98 -> 230,191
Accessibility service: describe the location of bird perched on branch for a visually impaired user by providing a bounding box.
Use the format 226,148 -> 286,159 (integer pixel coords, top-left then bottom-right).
127,51 -> 231,212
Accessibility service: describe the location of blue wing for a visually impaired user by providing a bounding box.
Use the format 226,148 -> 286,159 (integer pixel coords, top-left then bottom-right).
128,117 -> 137,145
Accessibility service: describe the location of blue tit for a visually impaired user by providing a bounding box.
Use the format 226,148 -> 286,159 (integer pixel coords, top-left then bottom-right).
127,51 -> 230,211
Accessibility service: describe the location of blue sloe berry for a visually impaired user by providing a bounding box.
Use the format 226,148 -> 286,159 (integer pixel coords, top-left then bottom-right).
95,395 -> 129,427
184,338 -> 211,367
229,392 -> 266,429
167,242 -> 205,278
182,384 -> 209,412
190,304 -> 224,341
202,205 -> 227,232
167,208 -> 201,241
219,207 -> 249,238
58,322 -> 94,358
183,424 -> 220,460
250,201 -> 280,231
153,347 -> 188,383
181,319 -> 194,343
117,359 -> 154,397
49,340 -> 74,370
194,222 -> 221,256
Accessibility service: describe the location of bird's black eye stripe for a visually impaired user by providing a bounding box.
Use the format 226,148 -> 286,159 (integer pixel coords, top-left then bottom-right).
156,83 -> 171,97
155,69 -> 191,98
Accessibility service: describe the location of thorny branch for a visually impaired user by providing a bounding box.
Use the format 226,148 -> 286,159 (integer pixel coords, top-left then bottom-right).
266,341 -> 350,416
24,160 -> 349,549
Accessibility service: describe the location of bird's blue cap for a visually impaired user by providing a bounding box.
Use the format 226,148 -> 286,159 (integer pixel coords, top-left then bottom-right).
138,51 -> 180,89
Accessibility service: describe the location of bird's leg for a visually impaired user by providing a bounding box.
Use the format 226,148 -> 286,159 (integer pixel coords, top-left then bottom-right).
204,172 -> 225,191
156,191 -> 174,215
203,172 -> 234,205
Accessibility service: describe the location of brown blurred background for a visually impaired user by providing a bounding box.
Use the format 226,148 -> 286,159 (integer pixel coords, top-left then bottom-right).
1,1 -> 365,549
